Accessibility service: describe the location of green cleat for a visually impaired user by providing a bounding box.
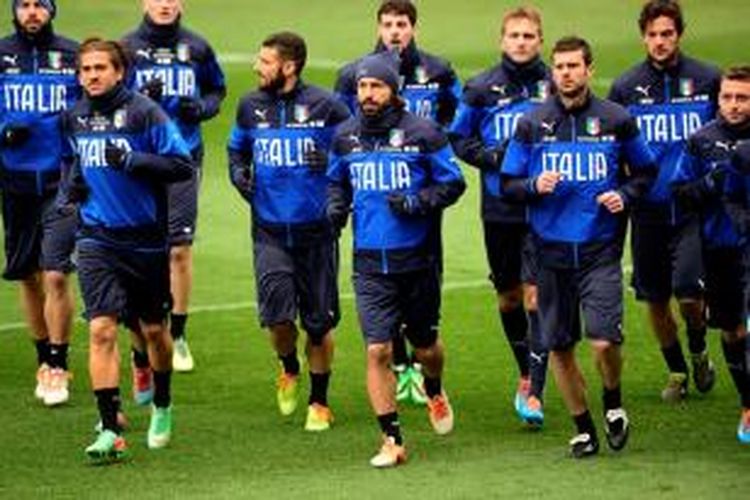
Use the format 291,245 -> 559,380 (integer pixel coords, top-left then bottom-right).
409,364 -> 428,406
304,403 -> 334,432
147,405 -> 173,449
395,365 -> 411,402
277,371 -> 300,416
85,430 -> 127,463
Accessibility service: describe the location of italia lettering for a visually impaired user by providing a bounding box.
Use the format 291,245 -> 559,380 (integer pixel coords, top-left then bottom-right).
77,137 -> 132,168
349,161 -> 411,191
3,83 -> 67,113
135,67 -> 196,97
542,151 -> 608,182
636,112 -> 704,143
405,98 -> 433,119
494,112 -> 523,141
254,137 -> 316,167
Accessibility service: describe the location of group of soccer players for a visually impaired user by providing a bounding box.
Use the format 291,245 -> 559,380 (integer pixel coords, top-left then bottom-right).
1,0 -> 749,467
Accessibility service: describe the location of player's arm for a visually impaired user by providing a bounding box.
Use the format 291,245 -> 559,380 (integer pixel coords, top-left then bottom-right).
500,117 -> 555,201
57,113 -> 88,212
435,67 -> 461,127
227,108 -> 254,203
326,147 -> 352,232
193,44 -> 227,121
670,137 -> 720,211
447,90 -> 506,171
614,116 -> 657,207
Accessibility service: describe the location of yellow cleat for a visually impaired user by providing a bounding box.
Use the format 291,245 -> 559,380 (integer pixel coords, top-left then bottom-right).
277,371 -> 300,416
304,403 -> 334,432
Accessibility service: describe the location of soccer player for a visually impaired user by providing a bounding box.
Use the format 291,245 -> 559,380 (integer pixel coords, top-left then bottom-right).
327,53 -> 465,467
59,38 -> 193,461
334,0 -> 461,406
0,0 -> 79,406
228,32 -> 350,431
502,37 -> 656,458
449,6 -> 551,426
609,0 -> 720,403
123,0 -> 227,374
671,66 -> 750,443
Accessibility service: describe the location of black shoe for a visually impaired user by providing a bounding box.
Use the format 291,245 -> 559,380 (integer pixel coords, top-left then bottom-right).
604,408 -> 630,451
569,432 -> 599,458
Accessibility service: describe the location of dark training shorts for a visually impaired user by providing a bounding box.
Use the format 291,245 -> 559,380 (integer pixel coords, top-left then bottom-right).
77,240 -> 171,325
537,257 -> 623,351
483,221 -> 538,292
704,246 -> 746,332
168,149 -> 202,246
353,265 -> 441,348
630,216 -> 704,302
2,191 -> 76,281
253,237 -> 340,340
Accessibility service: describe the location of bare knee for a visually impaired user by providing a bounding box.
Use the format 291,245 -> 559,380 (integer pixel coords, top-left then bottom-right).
90,318 -> 117,351
43,271 -> 69,298
170,245 -> 191,269
367,342 -> 392,367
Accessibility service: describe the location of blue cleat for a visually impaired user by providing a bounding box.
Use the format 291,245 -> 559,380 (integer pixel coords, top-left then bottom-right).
738,408 -> 750,444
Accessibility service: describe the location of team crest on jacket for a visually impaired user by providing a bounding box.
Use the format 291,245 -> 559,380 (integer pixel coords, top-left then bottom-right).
536,81 -> 549,100
585,117 -> 601,136
113,109 -> 127,129
415,66 -> 428,84
294,104 -> 309,123
48,51 -> 62,70
176,43 -> 191,63
389,128 -> 405,148
679,78 -> 694,97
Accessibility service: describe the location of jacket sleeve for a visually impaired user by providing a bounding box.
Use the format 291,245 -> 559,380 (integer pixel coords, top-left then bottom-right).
227,119 -> 254,202
128,111 -> 194,183
418,131 -> 466,212
617,116 -> 657,205
196,44 -> 227,121
500,117 -> 537,202
326,149 -> 352,230
447,94 -> 500,171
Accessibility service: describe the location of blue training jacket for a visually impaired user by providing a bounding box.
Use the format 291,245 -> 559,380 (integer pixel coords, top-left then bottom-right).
123,16 -> 226,154
671,117 -> 750,249
334,41 -> 461,127
448,55 -> 551,223
327,105 -> 465,274
501,93 -> 656,267
60,83 -> 193,250
609,54 -> 720,225
0,26 -> 79,194
227,81 -> 351,245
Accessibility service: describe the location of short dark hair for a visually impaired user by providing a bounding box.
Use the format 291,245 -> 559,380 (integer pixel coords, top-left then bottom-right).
501,6 -> 543,38
377,0 -> 417,26
78,37 -> 129,72
552,36 -> 593,66
723,65 -> 750,84
262,31 -> 307,75
639,0 -> 685,36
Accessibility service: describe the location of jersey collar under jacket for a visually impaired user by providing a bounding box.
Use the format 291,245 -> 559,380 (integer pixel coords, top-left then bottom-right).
375,39 -> 420,79
553,89 -> 594,116
140,14 -> 181,47
13,18 -> 55,48
85,82 -> 132,115
500,54 -> 547,86
359,101 -> 405,136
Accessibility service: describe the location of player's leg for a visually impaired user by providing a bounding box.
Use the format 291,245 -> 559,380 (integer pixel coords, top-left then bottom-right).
522,232 -> 546,426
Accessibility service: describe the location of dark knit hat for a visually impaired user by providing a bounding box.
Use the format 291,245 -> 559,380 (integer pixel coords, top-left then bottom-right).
356,52 -> 400,93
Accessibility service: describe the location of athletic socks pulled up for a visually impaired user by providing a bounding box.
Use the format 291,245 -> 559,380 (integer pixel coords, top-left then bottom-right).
170,313 -> 188,341
95,387 -> 122,433
722,337 -> 750,408
35,338 -> 50,366
48,343 -> 69,370
500,306 -> 530,377
279,349 -> 300,376
377,412 -> 403,445
661,341 -> 688,375
153,370 -> 172,408
309,371 -> 331,406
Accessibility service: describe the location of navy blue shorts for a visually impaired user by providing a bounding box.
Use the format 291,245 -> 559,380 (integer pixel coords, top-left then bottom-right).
631,216 -> 704,302
704,247 -> 745,332
537,257 -> 623,351
77,240 -> 171,324
483,221 -> 537,291
253,237 -> 340,338
2,191 -> 76,281
168,149 -> 202,246
353,265 -> 441,347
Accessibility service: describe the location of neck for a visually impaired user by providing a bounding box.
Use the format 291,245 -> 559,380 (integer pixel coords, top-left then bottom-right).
14,20 -> 54,46
650,51 -> 680,71
559,89 -> 589,111
279,75 -> 299,95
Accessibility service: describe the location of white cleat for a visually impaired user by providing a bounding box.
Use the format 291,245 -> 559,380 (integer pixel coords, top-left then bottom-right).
172,338 -> 194,372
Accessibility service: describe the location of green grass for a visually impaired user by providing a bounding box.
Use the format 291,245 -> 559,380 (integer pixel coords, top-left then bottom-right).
1,1 -> 750,498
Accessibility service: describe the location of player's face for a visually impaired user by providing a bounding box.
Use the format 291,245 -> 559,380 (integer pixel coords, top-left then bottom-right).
357,77 -> 393,116
143,0 -> 182,26
15,0 -> 51,33
718,79 -> 750,126
552,50 -> 591,99
78,51 -> 124,98
643,16 -> 680,66
501,17 -> 542,65
254,46 -> 291,92
377,13 -> 415,53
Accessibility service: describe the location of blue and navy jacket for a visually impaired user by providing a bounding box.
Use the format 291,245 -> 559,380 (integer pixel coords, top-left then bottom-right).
327,105 -> 465,274
608,54 -> 720,225
227,81 -> 351,245
334,41 -> 461,127
0,24 -> 79,194
449,56 -> 551,223
671,118 -> 750,250
501,94 -> 656,268
122,16 -> 226,154
60,83 -> 193,250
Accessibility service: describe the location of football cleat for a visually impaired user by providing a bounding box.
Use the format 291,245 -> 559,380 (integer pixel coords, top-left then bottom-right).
408,364 -> 428,406
43,368 -> 70,407
395,365 -> 410,403
604,408 -> 630,451
569,432 -> 599,459
661,372 -> 687,403
426,391 -> 454,435
85,430 -> 128,463
35,363 -> 50,400
737,408 -> 750,444
304,403 -> 334,432
147,405 -> 172,449
277,371 -> 300,416
172,337 -> 194,372
514,376 -> 531,418
369,435 -> 407,468
132,364 -> 154,406
691,351 -> 716,394
521,395 -> 544,428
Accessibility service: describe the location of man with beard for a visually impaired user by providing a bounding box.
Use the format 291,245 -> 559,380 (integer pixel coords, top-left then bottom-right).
502,37 -> 657,458
449,6 -> 551,427
671,66 -> 750,443
334,0 -> 461,408
609,0 -> 721,403
327,53 -> 465,467
0,0 -> 79,406
122,0 -> 226,379
228,32 -> 350,431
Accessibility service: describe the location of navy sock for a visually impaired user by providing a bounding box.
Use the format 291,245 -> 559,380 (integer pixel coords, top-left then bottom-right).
500,306 -> 530,377
603,385 -> 622,411
48,343 -> 69,370
95,387 -> 121,433
573,410 -> 597,438
377,412 -> 403,445
528,311 -> 548,399
279,350 -> 300,375
35,339 -> 50,366
392,330 -> 409,367
170,313 -> 188,341
687,326 -> 707,355
423,376 -> 442,398
132,348 -> 150,369
309,372 -> 330,406
153,370 -> 172,408
661,341 -> 688,374
722,338 -> 750,408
